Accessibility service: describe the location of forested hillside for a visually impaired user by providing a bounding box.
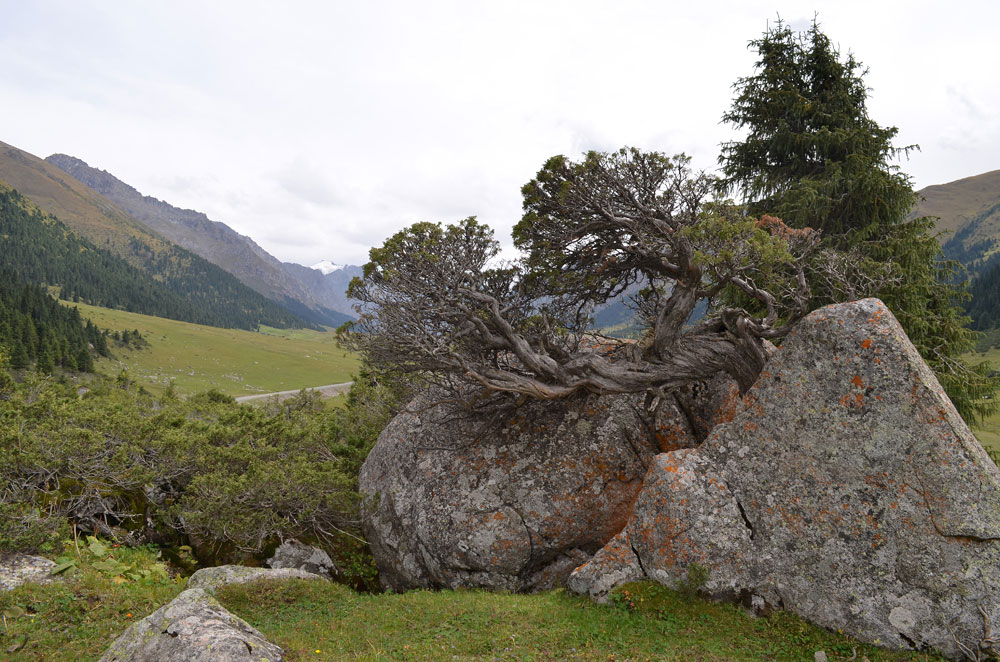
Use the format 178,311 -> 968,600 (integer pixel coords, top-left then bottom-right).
912,171 -> 1000,331
0,140 -> 313,330
0,184 -> 307,330
0,270 -> 109,372
968,261 -> 1000,331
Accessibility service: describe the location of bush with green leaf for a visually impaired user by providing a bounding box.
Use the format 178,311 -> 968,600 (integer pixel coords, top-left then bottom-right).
0,361 -> 407,589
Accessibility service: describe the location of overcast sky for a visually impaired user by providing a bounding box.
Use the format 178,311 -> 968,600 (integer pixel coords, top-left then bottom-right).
2,1 -> 997,267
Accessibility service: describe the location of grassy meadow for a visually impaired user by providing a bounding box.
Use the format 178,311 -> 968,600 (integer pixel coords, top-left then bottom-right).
970,346 -> 1000,451
0,555 -> 946,662
67,300 -> 359,397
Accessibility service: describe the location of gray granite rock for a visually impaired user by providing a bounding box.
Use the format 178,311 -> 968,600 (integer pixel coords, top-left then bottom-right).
0,553 -> 58,592
567,449 -> 752,602
570,299 -> 1000,660
360,388 -> 719,592
267,539 -> 336,579
187,565 -> 326,593
98,588 -> 283,662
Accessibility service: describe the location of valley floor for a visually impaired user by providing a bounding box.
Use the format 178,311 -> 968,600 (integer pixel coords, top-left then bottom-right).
67,300 -> 359,397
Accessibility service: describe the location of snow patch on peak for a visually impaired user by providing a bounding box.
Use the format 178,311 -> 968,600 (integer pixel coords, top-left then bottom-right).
311,260 -> 344,275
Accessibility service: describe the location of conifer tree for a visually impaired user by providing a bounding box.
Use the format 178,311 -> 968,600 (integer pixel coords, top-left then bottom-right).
9,341 -> 30,370
718,19 -> 999,423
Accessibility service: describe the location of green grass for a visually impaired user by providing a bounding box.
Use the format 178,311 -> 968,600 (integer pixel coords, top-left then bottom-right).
0,562 -> 948,661
968,347 -> 1000,451
0,544 -> 185,661
65,300 -> 360,397
213,579 -> 944,662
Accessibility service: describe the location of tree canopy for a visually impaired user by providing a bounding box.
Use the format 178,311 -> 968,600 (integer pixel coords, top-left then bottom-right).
344,149 -> 871,408
345,20 -> 996,423
718,19 -> 999,423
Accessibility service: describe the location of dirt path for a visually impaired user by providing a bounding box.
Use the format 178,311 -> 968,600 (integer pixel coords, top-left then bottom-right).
234,381 -> 354,403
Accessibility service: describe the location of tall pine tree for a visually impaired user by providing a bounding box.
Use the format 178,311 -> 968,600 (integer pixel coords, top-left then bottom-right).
718,19 -> 998,424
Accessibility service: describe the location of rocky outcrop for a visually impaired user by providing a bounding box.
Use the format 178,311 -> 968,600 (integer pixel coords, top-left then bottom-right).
98,588 -> 283,662
569,298 -> 1000,660
359,385 -> 740,592
267,539 -> 337,579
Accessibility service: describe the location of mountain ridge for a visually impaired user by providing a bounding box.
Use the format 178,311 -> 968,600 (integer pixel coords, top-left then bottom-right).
44,153 -> 353,327
913,169 -> 1000,330
914,169 -> 1000,275
0,140 -> 313,330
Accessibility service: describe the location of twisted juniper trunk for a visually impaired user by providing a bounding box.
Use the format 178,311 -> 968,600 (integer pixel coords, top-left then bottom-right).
345,151 -> 829,412
461,323 -> 769,403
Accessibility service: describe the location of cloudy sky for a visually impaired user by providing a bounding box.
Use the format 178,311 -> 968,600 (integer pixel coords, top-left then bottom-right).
2,1 -> 997,267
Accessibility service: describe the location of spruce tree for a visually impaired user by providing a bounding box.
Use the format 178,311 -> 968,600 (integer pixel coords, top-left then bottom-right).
718,19 -> 999,424
9,341 -> 30,370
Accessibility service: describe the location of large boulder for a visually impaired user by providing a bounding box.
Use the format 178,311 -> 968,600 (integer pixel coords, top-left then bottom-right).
569,299 -> 1000,660
98,588 -> 283,662
359,387 -> 729,592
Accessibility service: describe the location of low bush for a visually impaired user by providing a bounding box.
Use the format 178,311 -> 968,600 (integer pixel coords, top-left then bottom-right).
0,349 -> 406,589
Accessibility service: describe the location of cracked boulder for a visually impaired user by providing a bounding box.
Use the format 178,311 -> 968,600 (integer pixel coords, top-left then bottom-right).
359,387 -> 729,592
567,449 -> 753,602
570,298 -> 1000,660
98,588 -> 283,662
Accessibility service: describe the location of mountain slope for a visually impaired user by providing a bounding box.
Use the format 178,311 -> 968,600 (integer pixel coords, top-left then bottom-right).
968,261 -> 1000,331
44,154 -> 350,327
914,169 -> 1000,274
0,140 -> 310,330
0,182 -> 294,330
281,261 -> 361,319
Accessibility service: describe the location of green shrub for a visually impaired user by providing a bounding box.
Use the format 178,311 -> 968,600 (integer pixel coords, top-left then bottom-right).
0,366 -> 407,586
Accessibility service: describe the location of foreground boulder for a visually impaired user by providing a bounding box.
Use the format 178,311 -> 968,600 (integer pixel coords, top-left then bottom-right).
98,588 -> 283,662
570,299 -> 1000,660
359,384 -> 741,592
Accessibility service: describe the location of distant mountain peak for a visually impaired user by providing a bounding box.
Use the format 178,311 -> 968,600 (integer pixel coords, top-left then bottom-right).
311,260 -> 345,275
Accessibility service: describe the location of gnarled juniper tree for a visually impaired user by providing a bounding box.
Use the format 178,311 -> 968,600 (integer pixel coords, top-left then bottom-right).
344,149 -> 876,409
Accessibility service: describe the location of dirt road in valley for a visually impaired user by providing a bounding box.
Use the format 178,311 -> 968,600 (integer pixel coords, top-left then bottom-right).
234,381 -> 354,403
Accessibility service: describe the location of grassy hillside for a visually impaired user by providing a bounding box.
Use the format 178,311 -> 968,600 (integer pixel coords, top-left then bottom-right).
916,169 -> 1000,238
0,140 -> 170,259
70,300 -> 359,396
914,169 -> 1000,274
